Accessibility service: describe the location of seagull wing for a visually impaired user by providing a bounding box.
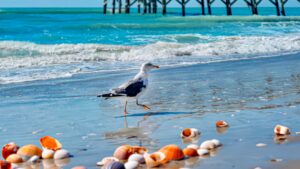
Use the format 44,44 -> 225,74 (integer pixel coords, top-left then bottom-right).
112,77 -> 146,97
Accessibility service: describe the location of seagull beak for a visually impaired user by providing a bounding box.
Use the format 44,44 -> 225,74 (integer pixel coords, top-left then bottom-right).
153,65 -> 160,69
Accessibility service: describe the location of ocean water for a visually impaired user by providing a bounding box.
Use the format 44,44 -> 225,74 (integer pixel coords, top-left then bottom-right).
1,7 -> 300,169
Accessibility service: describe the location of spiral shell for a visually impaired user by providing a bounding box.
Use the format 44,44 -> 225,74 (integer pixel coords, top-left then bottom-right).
216,121 -> 229,128
144,152 -> 166,168
183,148 -> 198,157
159,144 -> 184,162
181,128 -> 200,138
2,142 -> 19,160
40,136 -> 62,151
274,125 -> 290,135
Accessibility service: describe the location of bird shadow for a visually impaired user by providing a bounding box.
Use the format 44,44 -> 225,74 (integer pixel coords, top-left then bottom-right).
114,111 -> 194,118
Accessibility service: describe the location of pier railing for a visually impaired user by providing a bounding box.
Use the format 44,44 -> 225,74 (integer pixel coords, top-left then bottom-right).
102,0 -> 292,16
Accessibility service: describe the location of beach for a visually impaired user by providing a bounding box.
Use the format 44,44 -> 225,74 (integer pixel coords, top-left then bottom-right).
1,8 -> 300,169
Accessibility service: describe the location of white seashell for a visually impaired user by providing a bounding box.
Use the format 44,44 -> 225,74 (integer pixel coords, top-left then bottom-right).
128,154 -> 145,164
256,143 -> 267,147
29,155 -> 41,163
125,161 -> 139,169
274,125 -> 290,135
54,149 -> 70,160
181,128 -> 200,138
186,144 -> 199,150
42,149 -> 55,159
200,140 -> 215,150
96,156 -> 119,166
211,139 -> 222,147
197,149 -> 209,156
144,152 -> 166,168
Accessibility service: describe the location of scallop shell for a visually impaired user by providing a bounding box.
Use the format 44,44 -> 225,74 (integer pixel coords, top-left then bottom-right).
200,140 -> 215,150
128,154 -> 145,164
186,144 -> 199,150
105,161 -> 125,169
0,160 -> 11,169
2,142 -> 19,159
6,154 -> 23,163
183,148 -> 198,157
42,149 -> 55,159
97,156 -> 119,166
181,128 -> 200,138
53,149 -> 70,160
274,125 -> 290,135
159,144 -> 184,162
17,144 -> 42,160
197,149 -> 209,156
216,120 -> 229,128
113,145 -> 133,161
40,136 -> 62,151
144,152 -> 166,168
124,161 -> 139,169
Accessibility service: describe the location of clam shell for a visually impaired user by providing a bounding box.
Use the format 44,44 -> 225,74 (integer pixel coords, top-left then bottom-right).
42,149 -> 55,159
181,128 -> 200,138
2,142 -> 19,160
6,154 -> 23,163
17,144 -> 42,160
186,144 -> 199,150
159,144 -> 184,162
40,136 -> 62,151
197,149 -> 209,156
0,160 -> 11,169
216,121 -> 229,128
105,161 -> 125,169
200,140 -> 215,150
183,148 -> 198,157
53,149 -> 70,160
144,152 -> 166,168
274,125 -> 290,135
113,145 -> 133,161
97,156 -> 119,166
128,154 -> 145,164
124,161 -> 139,169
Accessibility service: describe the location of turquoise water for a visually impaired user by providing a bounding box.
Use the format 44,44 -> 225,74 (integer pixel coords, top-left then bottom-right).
1,7 -> 300,169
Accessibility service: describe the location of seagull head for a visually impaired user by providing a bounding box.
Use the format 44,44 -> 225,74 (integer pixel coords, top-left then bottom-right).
141,62 -> 160,72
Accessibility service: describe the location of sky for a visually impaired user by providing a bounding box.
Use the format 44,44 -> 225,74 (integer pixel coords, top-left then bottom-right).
0,0 -> 299,7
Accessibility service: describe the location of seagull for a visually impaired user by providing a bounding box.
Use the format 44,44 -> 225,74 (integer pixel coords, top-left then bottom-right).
98,62 -> 160,116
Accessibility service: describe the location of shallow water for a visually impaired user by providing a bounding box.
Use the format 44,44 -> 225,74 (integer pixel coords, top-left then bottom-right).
1,53 -> 300,168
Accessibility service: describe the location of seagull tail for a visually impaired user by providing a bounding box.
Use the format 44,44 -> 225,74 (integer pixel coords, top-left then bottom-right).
97,93 -> 124,99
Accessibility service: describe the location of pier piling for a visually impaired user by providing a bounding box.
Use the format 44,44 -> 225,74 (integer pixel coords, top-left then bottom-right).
112,0 -> 116,14
103,0 -> 107,14
196,0 -> 205,15
118,0 -> 122,13
207,0 -> 215,15
280,0 -> 288,16
269,0 -> 280,16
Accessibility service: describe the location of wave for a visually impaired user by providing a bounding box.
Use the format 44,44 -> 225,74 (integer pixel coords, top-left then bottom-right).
1,34 -> 300,84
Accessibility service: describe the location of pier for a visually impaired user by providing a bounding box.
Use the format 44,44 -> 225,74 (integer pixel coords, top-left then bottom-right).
102,0 -> 293,16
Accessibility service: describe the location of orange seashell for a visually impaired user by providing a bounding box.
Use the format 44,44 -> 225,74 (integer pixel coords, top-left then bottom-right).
216,121 -> 229,128
40,136 -> 62,151
6,154 -> 23,164
159,144 -> 184,162
113,145 -> 133,161
130,146 -> 148,154
0,160 -> 11,169
183,148 -> 198,157
274,125 -> 290,135
17,144 -> 42,159
2,142 -> 19,160
181,128 -> 200,138
144,152 -> 166,168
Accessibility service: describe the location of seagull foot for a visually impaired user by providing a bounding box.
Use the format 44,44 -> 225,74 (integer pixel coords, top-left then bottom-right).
124,111 -> 129,116
143,105 -> 151,110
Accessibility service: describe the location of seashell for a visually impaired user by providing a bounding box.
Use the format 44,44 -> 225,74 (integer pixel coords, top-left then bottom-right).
104,161 -> 125,169
130,146 -> 148,154
40,136 -> 62,151
211,139 -> 222,147
159,144 -> 184,162
29,155 -> 41,163
53,149 -> 70,160
71,166 -> 87,169
42,149 -> 55,159
274,125 -> 290,135
181,128 -> 200,138
113,145 -> 133,161
183,148 -> 198,157
200,140 -> 215,150
144,152 -> 166,168
6,154 -> 23,163
124,161 -> 139,169
197,149 -> 209,156
256,143 -> 267,147
186,144 -> 199,150
2,142 -> 19,160
0,160 -> 11,169
128,154 -> 145,164
17,144 -> 42,160
216,120 -> 229,128
97,156 -> 119,166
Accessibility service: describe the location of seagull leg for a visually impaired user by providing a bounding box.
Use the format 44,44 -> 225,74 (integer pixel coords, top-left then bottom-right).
124,100 -> 128,116
136,99 -> 151,110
